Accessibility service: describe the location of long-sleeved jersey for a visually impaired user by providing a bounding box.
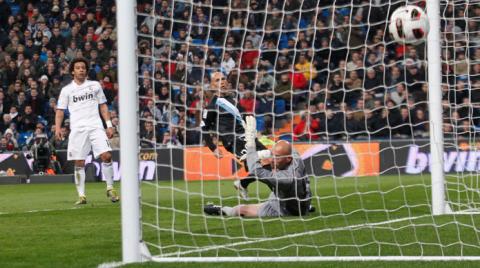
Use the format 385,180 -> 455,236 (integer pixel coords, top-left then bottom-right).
246,148 -> 312,216
202,94 -> 244,136
202,94 -> 266,158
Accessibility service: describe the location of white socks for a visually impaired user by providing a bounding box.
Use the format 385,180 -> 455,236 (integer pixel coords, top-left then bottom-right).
102,162 -> 114,190
221,206 -> 236,216
74,162 -> 114,198
74,166 -> 86,197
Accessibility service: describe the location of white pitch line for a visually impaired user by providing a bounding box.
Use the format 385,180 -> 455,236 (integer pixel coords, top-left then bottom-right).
0,207 -> 83,216
97,261 -> 124,268
157,214 -> 431,258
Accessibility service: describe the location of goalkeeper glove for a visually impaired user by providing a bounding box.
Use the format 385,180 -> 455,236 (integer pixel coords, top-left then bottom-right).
243,116 -> 256,149
257,149 -> 272,159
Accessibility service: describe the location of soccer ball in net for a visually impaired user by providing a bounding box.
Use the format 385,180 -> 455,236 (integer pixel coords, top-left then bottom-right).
389,5 -> 429,44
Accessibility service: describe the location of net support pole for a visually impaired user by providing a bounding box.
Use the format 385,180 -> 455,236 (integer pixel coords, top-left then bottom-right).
117,0 -> 142,263
426,0 -> 447,215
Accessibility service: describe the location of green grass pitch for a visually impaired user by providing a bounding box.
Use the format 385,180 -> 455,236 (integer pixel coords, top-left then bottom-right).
1,175 -> 480,267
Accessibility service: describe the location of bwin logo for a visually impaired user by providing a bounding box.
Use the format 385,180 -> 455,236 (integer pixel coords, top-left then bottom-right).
73,92 -> 94,103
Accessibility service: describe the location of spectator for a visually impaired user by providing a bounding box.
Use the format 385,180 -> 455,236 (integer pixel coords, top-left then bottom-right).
38,75 -> 50,97
326,108 -> 346,140
0,137 -> 11,152
345,109 -> 365,137
0,114 -> 12,133
96,41 -> 110,64
140,120 -> 156,148
239,90 -> 255,113
392,107 -> 413,138
28,88 -> 44,116
413,109 -> 429,137
246,31 -> 262,49
310,82 -> 326,106
0,91 -> 10,114
240,40 -> 259,70
73,0 -> 88,20
274,73 -> 292,103
255,69 -> 275,94
405,64 -> 425,93
19,105 -> 37,132
143,99 -> 162,121
221,51 -> 236,75
327,73 -> 345,106
3,128 -> 17,150
13,92 -> 28,114
293,111 -> 320,141
294,54 -> 317,81
161,130 -> 181,148
390,83 -> 407,106
367,108 -> 389,138
364,68 -> 383,97
49,27 -> 65,50
50,126 -> 68,150
290,69 -> 308,90
345,70 -> 362,104
66,41 -> 80,60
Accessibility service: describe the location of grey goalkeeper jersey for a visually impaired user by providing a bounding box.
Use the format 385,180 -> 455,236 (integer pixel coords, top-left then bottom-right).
246,149 -> 312,216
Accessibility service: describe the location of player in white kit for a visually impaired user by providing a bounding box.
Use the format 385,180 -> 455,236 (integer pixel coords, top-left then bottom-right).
55,58 -> 119,205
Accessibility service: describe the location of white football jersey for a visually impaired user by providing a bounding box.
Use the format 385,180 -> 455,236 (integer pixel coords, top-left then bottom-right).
57,80 -> 107,130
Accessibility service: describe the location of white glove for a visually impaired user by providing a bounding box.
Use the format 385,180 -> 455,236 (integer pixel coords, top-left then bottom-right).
257,149 -> 272,160
243,115 -> 256,149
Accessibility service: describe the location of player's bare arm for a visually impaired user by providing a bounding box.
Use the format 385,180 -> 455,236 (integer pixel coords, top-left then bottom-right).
99,103 -> 114,139
54,109 -> 64,141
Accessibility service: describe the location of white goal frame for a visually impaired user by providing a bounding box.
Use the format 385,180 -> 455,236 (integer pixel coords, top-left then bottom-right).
117,0 -> 142,263
115,0 -> 475,264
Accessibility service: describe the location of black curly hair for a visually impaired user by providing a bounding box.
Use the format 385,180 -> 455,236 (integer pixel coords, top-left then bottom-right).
69,57 -> 89,74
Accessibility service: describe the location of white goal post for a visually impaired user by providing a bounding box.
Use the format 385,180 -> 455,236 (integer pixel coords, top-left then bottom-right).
115,0 -> 480,264
426,0 -> 447,215
117,0 -> 142,263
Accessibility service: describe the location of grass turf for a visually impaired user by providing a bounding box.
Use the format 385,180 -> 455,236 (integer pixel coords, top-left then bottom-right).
0,175 -> 479,267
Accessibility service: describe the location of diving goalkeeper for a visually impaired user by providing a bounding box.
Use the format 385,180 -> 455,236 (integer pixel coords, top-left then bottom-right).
204,116 -> 312,217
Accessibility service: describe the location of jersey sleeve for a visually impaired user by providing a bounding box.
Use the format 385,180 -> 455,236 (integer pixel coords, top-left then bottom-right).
201,106 -> 217,131
57,88 -> 69,109
201,108 -> 218,151
95,82 -> 108,104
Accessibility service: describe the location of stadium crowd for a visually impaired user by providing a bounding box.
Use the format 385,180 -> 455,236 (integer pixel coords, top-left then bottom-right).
0,0 -> 479,152
0,0 -> 120,152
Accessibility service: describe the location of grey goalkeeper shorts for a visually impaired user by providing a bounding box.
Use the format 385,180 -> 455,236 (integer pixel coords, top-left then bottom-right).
258,194 -> 285,217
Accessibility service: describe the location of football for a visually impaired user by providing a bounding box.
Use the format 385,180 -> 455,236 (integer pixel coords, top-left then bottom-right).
389,5 -> 429,44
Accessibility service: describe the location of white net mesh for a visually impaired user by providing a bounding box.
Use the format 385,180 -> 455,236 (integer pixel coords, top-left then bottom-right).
134,0 -> 480,259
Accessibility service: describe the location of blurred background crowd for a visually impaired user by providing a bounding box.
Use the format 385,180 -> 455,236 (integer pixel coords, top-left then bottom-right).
0,0 -> 479,152
0,0 -> 119,152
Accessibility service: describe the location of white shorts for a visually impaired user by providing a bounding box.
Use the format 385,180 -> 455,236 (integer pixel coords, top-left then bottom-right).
67,128 -> 112,160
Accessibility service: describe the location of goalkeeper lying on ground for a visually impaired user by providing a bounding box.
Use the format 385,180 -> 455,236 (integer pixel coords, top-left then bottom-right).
204,116 -> 312,217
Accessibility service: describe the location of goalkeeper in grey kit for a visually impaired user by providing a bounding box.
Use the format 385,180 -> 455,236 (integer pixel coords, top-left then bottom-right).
204,116 -> 312,217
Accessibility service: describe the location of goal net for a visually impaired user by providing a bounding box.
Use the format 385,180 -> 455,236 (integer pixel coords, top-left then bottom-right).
130,0 -> 480,261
